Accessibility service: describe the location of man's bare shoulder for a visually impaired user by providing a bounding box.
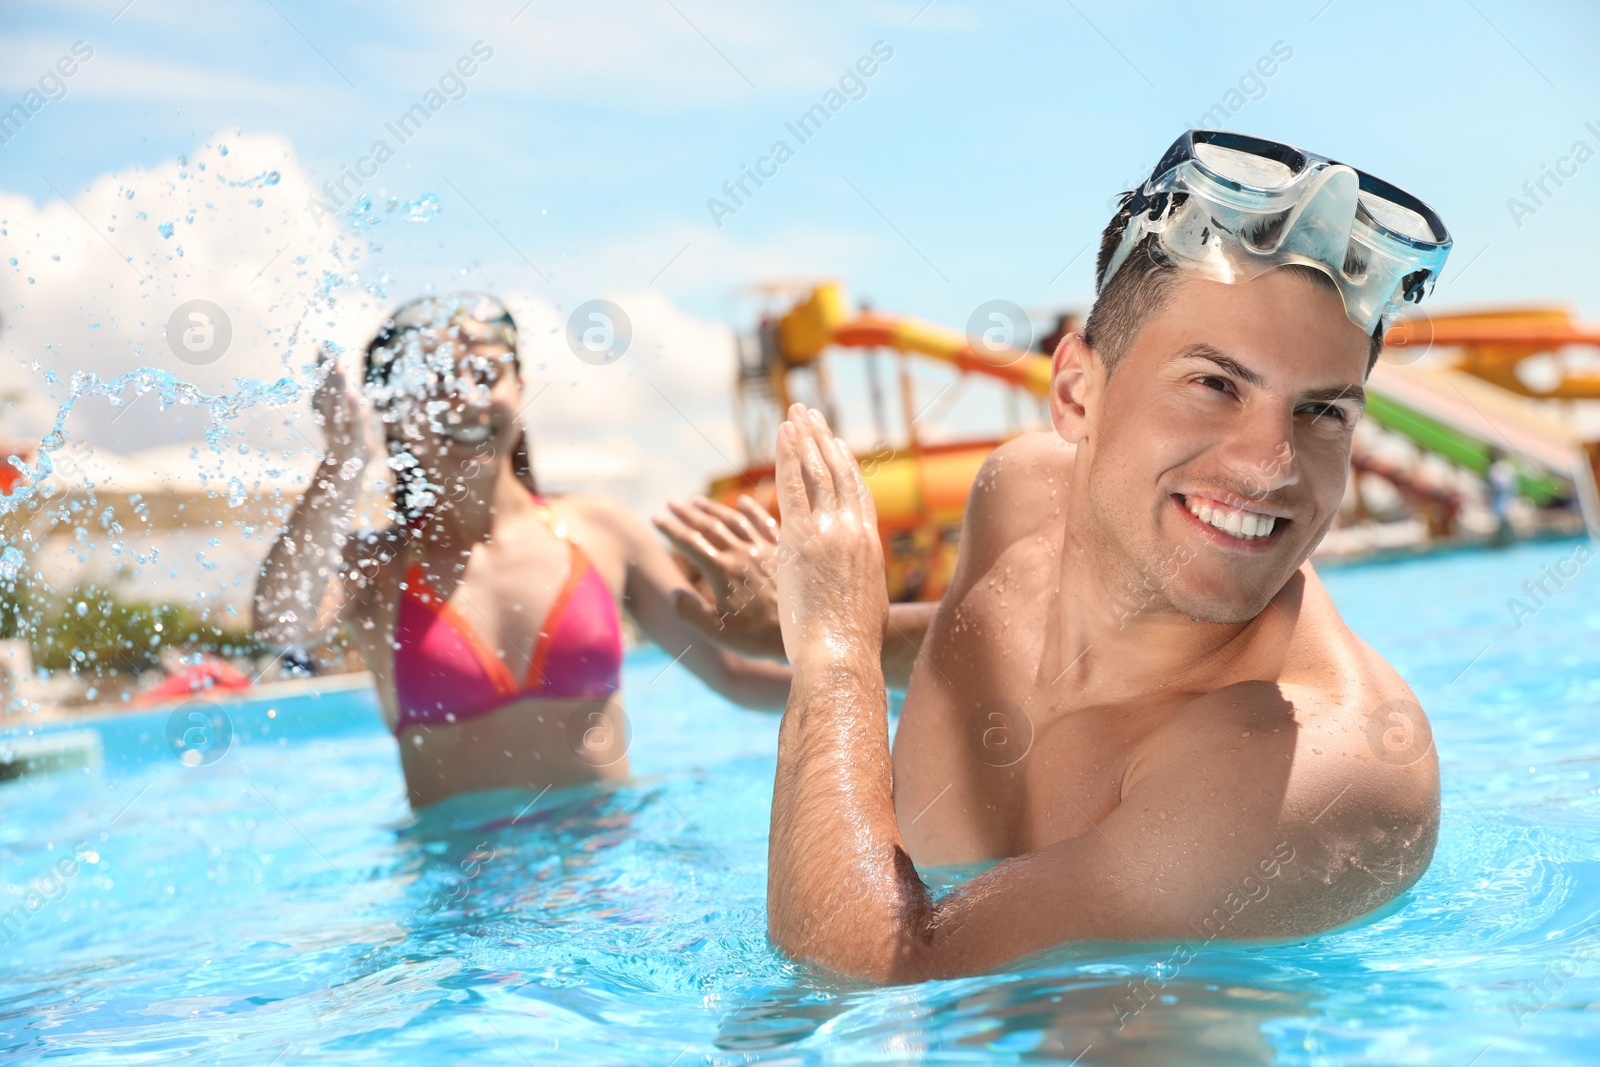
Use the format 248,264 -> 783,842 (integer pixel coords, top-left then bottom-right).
1275,564 -> 1437,793
1130,631 -> 1440,932
958,431 -> 1077,558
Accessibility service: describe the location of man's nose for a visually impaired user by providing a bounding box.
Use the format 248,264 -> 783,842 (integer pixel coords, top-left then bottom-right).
1217,412 -> 1300,499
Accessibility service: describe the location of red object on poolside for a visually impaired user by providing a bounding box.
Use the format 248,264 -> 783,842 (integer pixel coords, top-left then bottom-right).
137,658 -> 252,705
0,443 -> 33,495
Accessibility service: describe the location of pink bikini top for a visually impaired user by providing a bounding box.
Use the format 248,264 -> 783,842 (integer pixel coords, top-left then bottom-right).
392,495 -> 623,737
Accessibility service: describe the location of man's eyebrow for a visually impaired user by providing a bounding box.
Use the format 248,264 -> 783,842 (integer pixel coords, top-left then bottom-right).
1169,344 -> 1266,388
1170,343 -> 1366,411
1300,383 -> 1366,410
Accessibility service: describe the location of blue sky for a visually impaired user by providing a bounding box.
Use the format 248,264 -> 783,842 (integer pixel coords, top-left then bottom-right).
5,0 -> 1600,330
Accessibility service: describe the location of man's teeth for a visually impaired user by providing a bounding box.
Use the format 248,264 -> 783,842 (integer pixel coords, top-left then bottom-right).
1185,496 -> 1277,540
446,424 -> 492,443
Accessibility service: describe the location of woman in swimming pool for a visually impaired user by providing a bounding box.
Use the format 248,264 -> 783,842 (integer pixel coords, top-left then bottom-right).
252,292 -> 791,808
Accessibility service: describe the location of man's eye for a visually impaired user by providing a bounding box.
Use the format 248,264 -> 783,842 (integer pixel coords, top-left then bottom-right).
1197,375 -> 1233,393
1300,404 -> 1348,423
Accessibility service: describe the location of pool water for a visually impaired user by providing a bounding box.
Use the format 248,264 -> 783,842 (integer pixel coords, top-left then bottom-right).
2,538 -> 1598,1065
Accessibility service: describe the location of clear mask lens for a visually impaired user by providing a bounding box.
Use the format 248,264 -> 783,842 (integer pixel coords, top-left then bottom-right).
1358,194 -> 1434,242
1194,142 -> 1295,189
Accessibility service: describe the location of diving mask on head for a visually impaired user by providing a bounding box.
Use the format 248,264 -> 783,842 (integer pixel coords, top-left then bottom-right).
1100,130 -> 1452,334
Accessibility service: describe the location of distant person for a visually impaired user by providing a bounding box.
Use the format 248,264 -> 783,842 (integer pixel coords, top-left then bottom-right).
1036,312 -> 1082,357
1486,448 -> 1517,546
684,131 -> 1450,979
253,293 -> 792,809
135,652 -> 251,706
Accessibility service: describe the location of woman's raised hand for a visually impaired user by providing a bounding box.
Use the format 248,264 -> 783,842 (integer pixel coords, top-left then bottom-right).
311,350 -> 371,467
653,493 -> 786,660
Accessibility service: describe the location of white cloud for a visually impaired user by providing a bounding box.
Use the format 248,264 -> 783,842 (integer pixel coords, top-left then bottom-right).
62,0 -> 917,114
71,52 -> 316,106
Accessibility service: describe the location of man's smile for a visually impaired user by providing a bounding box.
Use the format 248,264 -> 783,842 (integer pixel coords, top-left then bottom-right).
1172,492 -> 1291,549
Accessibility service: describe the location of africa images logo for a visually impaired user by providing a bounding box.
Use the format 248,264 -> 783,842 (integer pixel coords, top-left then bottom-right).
165,300 -> 233,366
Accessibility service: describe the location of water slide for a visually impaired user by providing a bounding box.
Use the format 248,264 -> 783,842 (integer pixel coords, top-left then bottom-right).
1364,360 -> 1600,529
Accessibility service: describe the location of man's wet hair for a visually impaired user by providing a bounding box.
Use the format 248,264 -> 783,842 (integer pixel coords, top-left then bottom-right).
1082,192 -> 1387,377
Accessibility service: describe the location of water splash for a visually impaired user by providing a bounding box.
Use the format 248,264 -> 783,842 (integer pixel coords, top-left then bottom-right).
1,367 -> 303,529
0,135 -> 445,716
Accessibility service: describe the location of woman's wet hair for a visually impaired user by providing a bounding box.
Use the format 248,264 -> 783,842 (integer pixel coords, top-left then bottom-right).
364,292 -> 519,390
361,292 -> 538,525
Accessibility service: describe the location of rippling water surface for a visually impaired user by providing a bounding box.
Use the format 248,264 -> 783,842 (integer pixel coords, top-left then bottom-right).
2,537 -> 1598,1064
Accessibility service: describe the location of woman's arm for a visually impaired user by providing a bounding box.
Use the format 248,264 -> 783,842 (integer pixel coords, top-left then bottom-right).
252,358 -> 374,649
882,602 -> 936,689
570,494 -> 793,711
653,495 -> 937,688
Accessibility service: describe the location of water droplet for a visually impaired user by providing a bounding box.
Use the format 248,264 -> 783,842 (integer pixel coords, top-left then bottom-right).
404,193 -> 441,223
158,222 -> 175,239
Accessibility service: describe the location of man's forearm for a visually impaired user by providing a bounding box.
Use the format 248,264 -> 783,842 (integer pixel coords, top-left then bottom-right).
767,653 -> 930,979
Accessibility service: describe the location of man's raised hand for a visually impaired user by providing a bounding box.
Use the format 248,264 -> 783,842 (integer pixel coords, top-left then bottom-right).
773,405 -> 889,665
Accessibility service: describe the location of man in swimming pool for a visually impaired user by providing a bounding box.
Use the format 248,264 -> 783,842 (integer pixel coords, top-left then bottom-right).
679,131 -> 1448,980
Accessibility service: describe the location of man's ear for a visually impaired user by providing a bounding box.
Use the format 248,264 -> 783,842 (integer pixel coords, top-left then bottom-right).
1049,332 -> 1097,444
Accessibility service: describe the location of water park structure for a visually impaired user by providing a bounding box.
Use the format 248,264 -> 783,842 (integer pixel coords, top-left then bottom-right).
710,283 -> 1600,601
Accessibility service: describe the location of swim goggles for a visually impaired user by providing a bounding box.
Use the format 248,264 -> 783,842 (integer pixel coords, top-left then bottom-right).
370,292 -> 518,359
1099,130 -> 1451,334
366,291 -> 519,390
